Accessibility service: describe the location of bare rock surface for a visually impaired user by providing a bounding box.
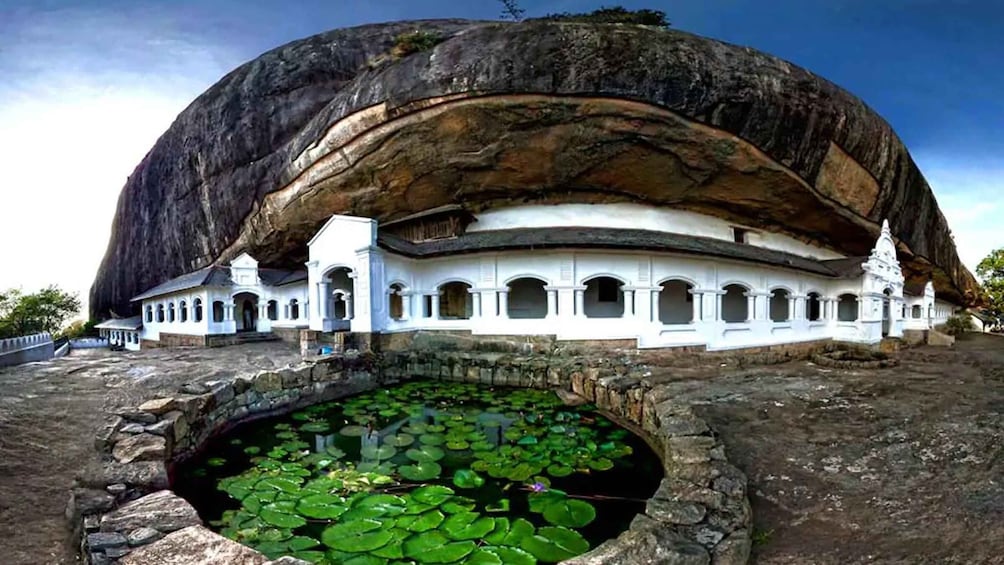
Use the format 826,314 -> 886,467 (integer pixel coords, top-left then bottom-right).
0,343 -> 300,564
118,525 -> 267,565
1,337 -> 1002,563
99,490 -> 200,534
90,19 -> 977,319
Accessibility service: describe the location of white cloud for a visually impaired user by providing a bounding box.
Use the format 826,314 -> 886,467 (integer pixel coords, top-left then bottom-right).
0,6 -> 239,318
915,154 -> 1004,274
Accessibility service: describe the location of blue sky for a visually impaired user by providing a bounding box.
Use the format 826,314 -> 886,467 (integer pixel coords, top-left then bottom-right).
0,0 -> 1000,312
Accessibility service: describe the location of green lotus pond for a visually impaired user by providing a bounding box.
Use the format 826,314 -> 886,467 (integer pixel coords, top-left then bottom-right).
174,381 -> 661,564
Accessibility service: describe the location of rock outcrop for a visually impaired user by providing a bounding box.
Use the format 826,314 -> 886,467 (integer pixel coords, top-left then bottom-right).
90,19 -> 978,317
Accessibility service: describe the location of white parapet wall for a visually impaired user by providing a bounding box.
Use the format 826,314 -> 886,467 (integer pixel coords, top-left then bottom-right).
0,332 -> 55,367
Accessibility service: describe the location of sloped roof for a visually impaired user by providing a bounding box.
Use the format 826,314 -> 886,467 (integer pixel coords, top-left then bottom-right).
819,257 -> 867,279
131,266 -> 307,301
378,227 -> 843,277
94,316 -> 143,331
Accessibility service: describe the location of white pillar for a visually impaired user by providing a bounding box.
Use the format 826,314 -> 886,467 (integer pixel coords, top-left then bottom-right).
622,289 -> 635,318
574,288 -> 585,317
471,291 -> 482,319
690,290 -> 702,323
545,288 -> 558,318
318,282 -> 330,321
497,290 -> 510,320
716,293 -> 724,321
401,294 -> 412,321
343,293 -> 353,321
430,293 -> 440,320
746,294 -> 756,322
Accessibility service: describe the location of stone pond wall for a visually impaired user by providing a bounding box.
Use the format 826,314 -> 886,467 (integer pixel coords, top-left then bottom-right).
72,350 -> 751,565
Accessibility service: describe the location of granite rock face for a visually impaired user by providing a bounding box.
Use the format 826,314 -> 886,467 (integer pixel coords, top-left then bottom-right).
90,19 -> 978,317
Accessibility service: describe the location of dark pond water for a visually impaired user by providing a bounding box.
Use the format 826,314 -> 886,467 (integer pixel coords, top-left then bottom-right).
174,380 -> 661,564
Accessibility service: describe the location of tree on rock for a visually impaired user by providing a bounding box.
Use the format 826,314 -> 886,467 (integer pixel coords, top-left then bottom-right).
0,286 -> 81,338
976,248 -> 1004,326
539,6 -> 671,28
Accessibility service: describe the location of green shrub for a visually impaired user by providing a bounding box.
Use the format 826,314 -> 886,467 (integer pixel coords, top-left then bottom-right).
943,313 -> 975,336
392,31 -> 443,57
537,6 -> 671,28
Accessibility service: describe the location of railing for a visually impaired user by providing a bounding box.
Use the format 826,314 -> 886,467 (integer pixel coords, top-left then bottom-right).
0,332 -> 56,368
70,337 -> 110,349
0,332 -> 53,354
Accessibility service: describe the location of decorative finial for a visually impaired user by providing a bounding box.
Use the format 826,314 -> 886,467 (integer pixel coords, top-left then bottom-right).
881,218 -> 891,235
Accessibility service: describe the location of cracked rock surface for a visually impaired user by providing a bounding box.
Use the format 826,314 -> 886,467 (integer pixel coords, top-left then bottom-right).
90,19 -> 978,319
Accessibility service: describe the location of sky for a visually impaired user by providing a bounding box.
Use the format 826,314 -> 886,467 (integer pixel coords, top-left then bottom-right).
0,0 -> 1001,318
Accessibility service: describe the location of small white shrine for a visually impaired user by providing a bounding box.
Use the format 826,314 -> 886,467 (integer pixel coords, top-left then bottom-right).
104,203 -> 958,351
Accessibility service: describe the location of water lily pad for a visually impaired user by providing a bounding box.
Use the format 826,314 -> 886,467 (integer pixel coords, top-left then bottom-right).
520,526 -> 589,562
502,518 -> 536,546
442,512 -> 495,540
399,461 -> 442,481
541,498 -> 596,528
259,503 -> 307,528
360,444 -> 397,460
410,485 -> 455,505
321,519 -> 393,552
419,433 -> 445,446
296,493 -> 347,519
339,425 -> 367,437
402,531 -> 476,563
481,546 -> 535,565
547,463 -> 573,477
452,469 -> 484,489
445,440 -> 470,450
243,446 -> 261,456
300,421 -> 331,433
385,433 -> 414,447
402,509 -> 444,532
207,457 -> 226,467
470,441 -> 493,452
405,445 -> 445,462
355,461 -> 396,474
485,498 -> 510,513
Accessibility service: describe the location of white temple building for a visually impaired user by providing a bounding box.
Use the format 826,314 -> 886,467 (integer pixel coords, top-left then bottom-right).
104,203 -> 960,351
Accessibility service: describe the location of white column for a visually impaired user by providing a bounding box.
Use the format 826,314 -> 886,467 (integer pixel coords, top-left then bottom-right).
430,293 -> 440,320
497,290 -> 510,320
789,297 -> 797,321
622,289 -> 635,318
318,282 -> 330,321
343,294 -> 354,321
690,290 -> 702,323
471,291 -> 482,319
746,294 -> 756,322
479,290 -> 498,320
716,293 -> 724,321
401,294 -> 412,321
545,288 -> 558,318
574,288 -> 585,317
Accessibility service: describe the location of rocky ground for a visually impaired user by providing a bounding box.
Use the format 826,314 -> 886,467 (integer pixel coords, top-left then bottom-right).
0,336 -> 1001,564
0,344 -> 303,564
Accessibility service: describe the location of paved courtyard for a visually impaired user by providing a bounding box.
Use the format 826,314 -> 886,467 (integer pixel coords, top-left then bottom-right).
0,336 -> 1001,564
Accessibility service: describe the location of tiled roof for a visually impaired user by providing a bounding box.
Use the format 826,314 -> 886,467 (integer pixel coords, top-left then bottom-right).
131,266 -> 307,301
819,257 -> 867,279
94,316 -> 143,331
378,227 -> 844,277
